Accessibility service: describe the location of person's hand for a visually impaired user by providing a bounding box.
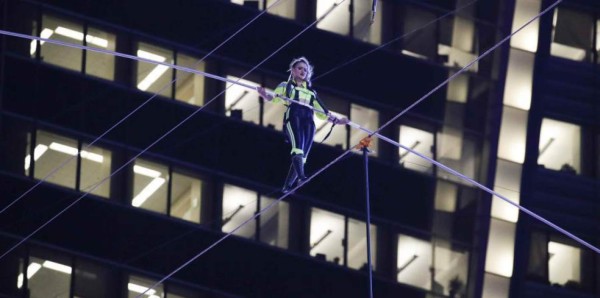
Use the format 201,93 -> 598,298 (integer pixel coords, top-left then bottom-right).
327,113 -> 349,125
257,87 -> 272,101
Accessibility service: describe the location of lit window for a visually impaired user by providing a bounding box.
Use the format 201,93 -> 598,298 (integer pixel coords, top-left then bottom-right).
482,273 -> 510,298
497,106 -> 528,164
79,143 -> 112,198
433,241 -> 469,296
21,256 -> 71,296
34,15 -> 83,72
26,130 -> 77,189
175,54 -> 205,106
435,180 -> 457,212
510,0 -> 542,52
263,85 -> 285,131
551,8 -> 593,61
485,218 -> 515,277
222,184 -> 257,239
310,207 -> 344,264
347,218 -> 377,271
492,159 -> 522,223
503,49 -> 535,110
352,0 -> 381,45
396,235 -> 431,290
316,0 -> 350,36
350,104 -> 378,156
259,196 -> 289,249
446,72 -> 469,103
132,159 -> 168,214
438,17 -> 478,71
398,125 -> 434,173
264,0 -> 296,20
538,118 -> 580,174
136,42 -> 174,97
225,76 -> 260,125
128,275 -> 164,298
170,172 -> 203,224
548,241 -> 581,286
85,27 -> 116,80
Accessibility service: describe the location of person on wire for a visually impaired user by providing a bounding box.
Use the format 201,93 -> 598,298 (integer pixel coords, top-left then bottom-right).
258,57 -> 348,193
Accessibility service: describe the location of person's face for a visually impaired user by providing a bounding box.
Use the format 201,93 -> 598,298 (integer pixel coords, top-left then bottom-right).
292,62 -> 308,82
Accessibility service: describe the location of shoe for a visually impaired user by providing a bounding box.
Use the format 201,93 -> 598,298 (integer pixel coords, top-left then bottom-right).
291,154 -> 307,180
282,163 -> 298,193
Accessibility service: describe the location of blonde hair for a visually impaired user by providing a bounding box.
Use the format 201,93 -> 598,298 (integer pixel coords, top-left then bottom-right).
288,56 -> 314,86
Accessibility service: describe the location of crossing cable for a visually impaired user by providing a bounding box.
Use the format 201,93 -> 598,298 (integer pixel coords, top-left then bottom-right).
0,0 -> 346,262
0,0 -> 286,216
140,1 -> 600,295
313,0 -> 478,81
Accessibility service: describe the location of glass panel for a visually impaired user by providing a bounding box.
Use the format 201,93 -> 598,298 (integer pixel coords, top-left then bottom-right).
485,219 -> 515,277
175,54 -> 205,106
402,6 -> 436,60
347,218 -> 376,271
548,241 -> 581,286
127,275 -> 164,298
259,196 -> 289,249
399,125 -> 434,173
263,86 -> 286,131
28,130 -> 77,189
438,17 -> 478,71
538,118 -> 581,174
310,207 -> 344,264
503,49 -> 534,110
397,235 -> 431,290
225,76 -> 260,125
350,104 -> 378,156
433,240 -> 469,296
446,72 -> 469,103
437,130 -> 480,184
170,172 -> 202,223
510,0 -> 542,52
26,256 -> 71,298
136,42 -> 174,97
314,111 -> 348,149
497,106 -> 528,164
74,260 -> 116,298
79,143 -> 111,198
435,180 -> 457,212
492,159 -> 522,223
132,159 -> 168,214
222,184 -> 257,239
316,0 -> 350,36
265,0 -> 296,20
353,0 -> 381,45
85,27 -> 116,80
38,15 -> 83,71
482,272 -> 510,298
551,8 -> 593,61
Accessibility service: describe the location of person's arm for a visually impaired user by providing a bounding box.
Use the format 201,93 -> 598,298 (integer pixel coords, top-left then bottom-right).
257,82 -> 288,104
313,91 -> 349,124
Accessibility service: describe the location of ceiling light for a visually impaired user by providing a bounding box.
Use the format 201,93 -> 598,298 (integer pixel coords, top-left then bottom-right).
136,50 -> 169,91
132,177 -> 166,207
48,142 -> 104,163
133,165 -> 162,178
30,28 -> 54,55
42,260 -> 72,274
17,262 -> 42,288
24,144 -> 49,170
128,282 -> 156,295
54,26 -> 109,48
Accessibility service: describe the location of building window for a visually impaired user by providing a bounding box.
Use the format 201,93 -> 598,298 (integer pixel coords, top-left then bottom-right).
497,106 -> 528,164
170,172 -> 203,224
136,42 -> 174,97
222,184 -> 289,247
492,159 -> 522,223
401,6 -> 436,60
132,159 -> 168,213
551,8 -> 593,62
438,16 -> 478,71
175,54 -> 205,106
26,130 -> 77,189
225,76 -> 261,125
264,0 -> 296,20
397,235 -> 431,290
347,218 -> 377,271
483,273 -> 510,298
548,241 -> 581,286
538,118 -> 581,174
485,219 -> 515,278
352,0 -> 382,45
350,104 -> 379,156
398,125 -> 434,173
259,195 -> 289,249
84,27 -> 116,80
79,142 -> 112,198
262,84 -> 285,131
316,0 -> 350,36
128,275 -> 164,298
33,15 -> 83,72
310,207 -> 344,264
20,255 -> 72,297
73,259 -> 117,298
503,49 -> 535,110
510,0 -> 542,53
435,180 -> 457,212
